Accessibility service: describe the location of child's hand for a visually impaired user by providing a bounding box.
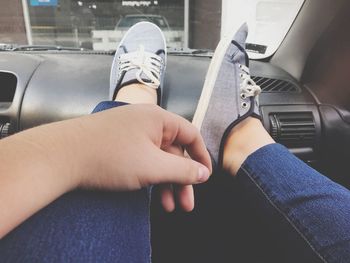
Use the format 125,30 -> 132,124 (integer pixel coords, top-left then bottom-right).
76,104 -> 212,210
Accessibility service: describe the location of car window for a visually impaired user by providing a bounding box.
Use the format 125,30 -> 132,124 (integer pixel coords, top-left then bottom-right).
117,17 -> 142,28
1,0 -> 215,51
1,0 -> 303,58
117,16 -> 167,29
222,0 -> 305,59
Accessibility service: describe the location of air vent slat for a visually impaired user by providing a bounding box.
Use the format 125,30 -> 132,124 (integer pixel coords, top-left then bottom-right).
263,79 -> 280,91
279,133 -> 315,137
269,112 -> 316,147
279,134 -> 315,137
286,85 -> 296,92
271,81 -> 287,92
258,78 -> 273,87
255,78 -> 266,86
280,129 -> 316,133
251,76 -> 300,93
283,122 -> 315,129
281,84 -> 293,92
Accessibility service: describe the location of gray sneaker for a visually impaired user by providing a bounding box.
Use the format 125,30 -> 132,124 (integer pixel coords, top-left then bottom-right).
192,23 -> 261,169
109,21 -> 167,105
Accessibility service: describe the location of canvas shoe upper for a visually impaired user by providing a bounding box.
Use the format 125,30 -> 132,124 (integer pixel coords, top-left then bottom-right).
109,22 -> 167,105
192,23 -> 261,169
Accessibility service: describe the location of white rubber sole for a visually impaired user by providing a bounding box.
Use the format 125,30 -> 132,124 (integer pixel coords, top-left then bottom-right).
192,34 -> 232,129
109,21 -> 167,100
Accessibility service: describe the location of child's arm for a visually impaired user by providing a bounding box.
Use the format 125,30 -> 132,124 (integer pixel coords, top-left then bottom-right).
0,105 -> 211,238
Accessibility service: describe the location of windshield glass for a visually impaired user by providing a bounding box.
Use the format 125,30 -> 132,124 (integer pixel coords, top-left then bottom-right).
1,0 -> 304,58
222,0 -> 305,59
116,16 -> 169,29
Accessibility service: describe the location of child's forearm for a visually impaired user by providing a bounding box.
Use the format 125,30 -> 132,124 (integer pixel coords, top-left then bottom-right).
0,120 -> 83,238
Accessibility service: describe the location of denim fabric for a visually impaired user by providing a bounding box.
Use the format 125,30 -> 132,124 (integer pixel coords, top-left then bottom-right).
92,101 -> 129,113
0,101 -> 152,263
237,143 -> 350,263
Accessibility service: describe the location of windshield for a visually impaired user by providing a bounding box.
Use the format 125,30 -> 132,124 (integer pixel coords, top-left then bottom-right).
1,0 -> 304,58
116,16 -> 169,29
222,0 -> 305,59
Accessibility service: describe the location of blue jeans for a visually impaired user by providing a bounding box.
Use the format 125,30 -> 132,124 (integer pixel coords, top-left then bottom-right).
1,101 -> 349,262
236,144 -> 350,262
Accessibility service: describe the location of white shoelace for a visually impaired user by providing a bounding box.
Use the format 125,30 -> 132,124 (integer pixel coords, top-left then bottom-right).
118,45 -> 163,89
239,64 -> 261,99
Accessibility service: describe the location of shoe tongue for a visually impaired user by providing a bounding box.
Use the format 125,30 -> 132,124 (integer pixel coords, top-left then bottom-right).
233,23 -> 248,48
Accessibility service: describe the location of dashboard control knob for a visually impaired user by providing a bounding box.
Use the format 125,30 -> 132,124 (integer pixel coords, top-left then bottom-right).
0,123 -> 10,139
269,114 -> 279,140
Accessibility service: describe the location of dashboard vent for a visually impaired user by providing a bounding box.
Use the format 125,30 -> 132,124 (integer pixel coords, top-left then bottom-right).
269,112 -> 316,147
251,76 -> 300,93
0,72 -> 17,103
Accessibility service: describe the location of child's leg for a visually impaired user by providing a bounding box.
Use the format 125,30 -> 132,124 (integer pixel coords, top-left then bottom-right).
223,117 -> 350,262
191,23 -> 350,262
92,83 -> 157,113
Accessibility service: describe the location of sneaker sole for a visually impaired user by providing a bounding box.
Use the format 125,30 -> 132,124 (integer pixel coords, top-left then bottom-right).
109,21 -> 167,102
192,34 -> 232,130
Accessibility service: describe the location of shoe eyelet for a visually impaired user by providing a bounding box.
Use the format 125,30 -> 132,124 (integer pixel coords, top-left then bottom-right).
240,93 -> 246,99
241,102 -> 248,109
238,64 -> 242,69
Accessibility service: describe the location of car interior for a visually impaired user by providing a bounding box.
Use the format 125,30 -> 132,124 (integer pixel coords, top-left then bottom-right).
1,0 -> 350,262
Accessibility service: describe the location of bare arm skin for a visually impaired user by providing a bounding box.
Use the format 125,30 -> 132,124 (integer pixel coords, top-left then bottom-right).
0,104 -> 211,238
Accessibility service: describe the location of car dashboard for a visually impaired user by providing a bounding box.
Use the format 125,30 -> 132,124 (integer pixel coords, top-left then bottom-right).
1,50 -> 350,262
2,50 -> 350,182
0,51 -> 323,163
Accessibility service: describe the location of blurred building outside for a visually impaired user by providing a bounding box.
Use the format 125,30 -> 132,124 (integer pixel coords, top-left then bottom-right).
0,0 -> 221,50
